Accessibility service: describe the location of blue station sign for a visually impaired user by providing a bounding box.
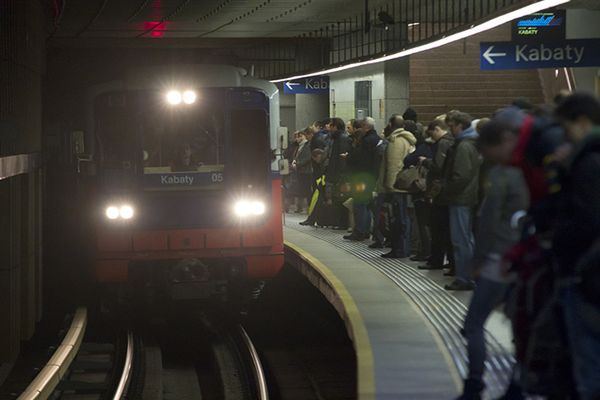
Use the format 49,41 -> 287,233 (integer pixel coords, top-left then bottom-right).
480,39 -> 600,71
283,76 -> 329,94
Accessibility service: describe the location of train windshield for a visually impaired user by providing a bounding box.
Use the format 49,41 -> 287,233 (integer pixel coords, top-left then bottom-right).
94,91 -> 226,190
140,104 -> 225,190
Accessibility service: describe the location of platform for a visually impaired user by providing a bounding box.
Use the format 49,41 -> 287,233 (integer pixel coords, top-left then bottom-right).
283,214 -> 513,400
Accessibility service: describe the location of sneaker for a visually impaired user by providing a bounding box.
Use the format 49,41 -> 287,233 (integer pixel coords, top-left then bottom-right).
444,279 -> 475,291
368,242 -> 384,249
418,264 -> 444,270
299,220 -> 314,226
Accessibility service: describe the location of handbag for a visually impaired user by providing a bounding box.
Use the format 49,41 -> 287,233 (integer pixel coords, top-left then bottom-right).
394,165 -> 427,192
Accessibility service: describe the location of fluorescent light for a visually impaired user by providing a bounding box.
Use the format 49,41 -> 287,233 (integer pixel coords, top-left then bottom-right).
408,22 -> 420,27
271,0 -> 570,83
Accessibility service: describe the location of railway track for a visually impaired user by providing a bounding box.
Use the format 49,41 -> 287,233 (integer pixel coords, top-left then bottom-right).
17,307 -> 268,400
17,308 -> 139,400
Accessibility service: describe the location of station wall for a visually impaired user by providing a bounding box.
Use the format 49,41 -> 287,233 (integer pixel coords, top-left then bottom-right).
566,9 -> 600,95
329,58 -> 409,132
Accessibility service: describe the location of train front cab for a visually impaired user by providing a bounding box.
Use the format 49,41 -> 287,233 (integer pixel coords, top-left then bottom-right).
82,79 -> 285,303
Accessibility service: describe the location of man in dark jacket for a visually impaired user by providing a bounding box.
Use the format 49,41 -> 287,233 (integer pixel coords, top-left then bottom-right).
553,93 -> 600,400
439,111 -> 481,291
418,119 -> 455,270
322,118 -> 352,228
345,117 -> 380,240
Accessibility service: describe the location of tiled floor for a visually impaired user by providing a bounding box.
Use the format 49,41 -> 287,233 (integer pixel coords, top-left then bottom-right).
284,213 -> 515,399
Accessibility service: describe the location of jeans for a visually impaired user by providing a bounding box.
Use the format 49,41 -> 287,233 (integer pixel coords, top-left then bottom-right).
562,287 -> 600,400
353,202 -> 371,236
463,278 -> 508,381
449,205 -> 475,282
430,205 -> 454,267
371,194 -> 386,244
390,193 -> 411,256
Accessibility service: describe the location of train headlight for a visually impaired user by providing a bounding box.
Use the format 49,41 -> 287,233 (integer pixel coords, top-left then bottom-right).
105,206 -> 120,220
105,204 -> 135,220
233,200 -> 266,217
166,90 -> 182,105
182,90 -> 197,104
119,205 -> 134,219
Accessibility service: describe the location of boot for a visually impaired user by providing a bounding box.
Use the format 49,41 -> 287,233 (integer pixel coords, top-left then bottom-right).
455,378 -> 484,400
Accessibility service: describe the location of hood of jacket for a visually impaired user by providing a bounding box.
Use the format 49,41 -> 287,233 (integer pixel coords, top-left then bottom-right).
456,126 -> 478,140
389,128 -> 417,146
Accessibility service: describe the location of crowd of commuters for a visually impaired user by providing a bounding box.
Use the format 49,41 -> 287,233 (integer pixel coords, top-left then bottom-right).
283,92 -> 600,400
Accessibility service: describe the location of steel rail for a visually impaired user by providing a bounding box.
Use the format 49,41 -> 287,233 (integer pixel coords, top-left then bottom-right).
113,331 -> 135,400
238,326 -> 269,400
17,307 -> 87,400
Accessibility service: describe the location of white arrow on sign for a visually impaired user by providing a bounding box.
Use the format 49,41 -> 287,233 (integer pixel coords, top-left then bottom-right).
483,45 -> 507,65
285,82 -> 301,91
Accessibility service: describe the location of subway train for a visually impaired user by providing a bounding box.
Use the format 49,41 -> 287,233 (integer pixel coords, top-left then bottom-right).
73,65 -> 286,304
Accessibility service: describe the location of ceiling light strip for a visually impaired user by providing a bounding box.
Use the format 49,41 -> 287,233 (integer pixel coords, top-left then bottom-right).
271,0 -> 570,82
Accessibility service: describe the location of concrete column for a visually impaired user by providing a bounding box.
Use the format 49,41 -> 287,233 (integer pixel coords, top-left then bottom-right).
295,93 -> 330,131
384,58 -> 410,123
566,9 -> 600,94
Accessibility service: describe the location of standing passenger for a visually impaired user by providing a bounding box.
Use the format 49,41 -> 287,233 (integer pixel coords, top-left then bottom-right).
323,117 -> 352,228
380,115 -> 417,258
439,111 -> 481,290
456,120 -> 529,399
418,119 -> 455,270
291,129 -> 313,213
344,117 -> 380,241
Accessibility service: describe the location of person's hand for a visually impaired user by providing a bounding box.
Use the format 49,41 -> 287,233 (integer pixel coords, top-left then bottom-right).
340,152 -> 348,158
418,156 -> 427,165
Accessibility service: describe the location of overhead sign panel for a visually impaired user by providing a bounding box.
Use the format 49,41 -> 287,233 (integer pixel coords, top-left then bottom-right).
512,10 -> 566,41
283,76 -> 329,94
480,39 -> 600,70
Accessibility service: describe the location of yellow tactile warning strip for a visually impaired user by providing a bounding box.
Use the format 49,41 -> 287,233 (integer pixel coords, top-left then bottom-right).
284,241 -> 376,400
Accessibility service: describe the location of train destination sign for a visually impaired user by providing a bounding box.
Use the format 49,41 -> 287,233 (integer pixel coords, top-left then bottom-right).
144,172 -> 224,187
480,39 -> 600,71
283,76 -> 329,94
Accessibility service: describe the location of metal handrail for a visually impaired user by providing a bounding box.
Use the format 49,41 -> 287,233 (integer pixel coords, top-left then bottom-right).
18,307 -> 87,400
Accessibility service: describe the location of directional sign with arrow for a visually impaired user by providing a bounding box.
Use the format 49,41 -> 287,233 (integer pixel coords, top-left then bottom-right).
283,76 -> 329,94
480,39 -> 600,71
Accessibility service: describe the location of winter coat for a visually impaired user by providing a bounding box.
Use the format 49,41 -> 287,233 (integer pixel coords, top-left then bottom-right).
437,128 -> 482,206
325,130 -> 352,184
423,133 -> 454,181
377,128 -> 417,193
294,140 -> 312,174
474,165 -> 530,264
553,129 -> 600,277
347,129 -> 380,181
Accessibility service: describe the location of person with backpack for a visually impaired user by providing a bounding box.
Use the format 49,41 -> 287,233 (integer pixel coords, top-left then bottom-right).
553,93 -> 600,400
455,119 -> 529,400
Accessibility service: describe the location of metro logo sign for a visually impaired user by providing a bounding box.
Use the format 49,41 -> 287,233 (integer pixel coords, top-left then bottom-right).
480,39 -> 600,70
512,10 -> 565,41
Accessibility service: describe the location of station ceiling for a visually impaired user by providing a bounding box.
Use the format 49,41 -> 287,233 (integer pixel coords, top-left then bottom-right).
48,0 -> 392,39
